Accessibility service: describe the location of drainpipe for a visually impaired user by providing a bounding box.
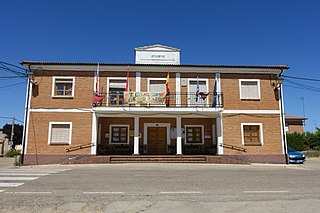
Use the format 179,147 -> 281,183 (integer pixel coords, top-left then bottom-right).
20,65 -> 32,165
278,71 -> 289,164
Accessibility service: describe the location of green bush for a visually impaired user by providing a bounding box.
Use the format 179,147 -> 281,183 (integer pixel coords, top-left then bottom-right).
286,132 -> 305,151
303,150 -> 320,158
5,149 -> 20,158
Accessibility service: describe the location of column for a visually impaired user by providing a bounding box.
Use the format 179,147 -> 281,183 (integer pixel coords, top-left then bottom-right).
133,116 -> 140,155
136,72 -> 141,107
91,112 -> 97,155
176,116 -> 182,155
216,113 -> 223,155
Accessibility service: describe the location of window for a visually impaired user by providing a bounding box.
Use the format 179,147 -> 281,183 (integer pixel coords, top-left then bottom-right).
241,123 -> 263,145
110,125 -> 129,144
188,79 -> 208,106
185,125 -> 204,144
108,78 -> 127,106
52,77 -> 75,97
239,79 -> 260,100
148,79 -> 166,92
48,122 -> 72,145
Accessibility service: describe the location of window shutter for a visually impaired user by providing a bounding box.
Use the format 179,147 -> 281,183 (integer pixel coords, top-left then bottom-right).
109,80 -> 126,89
51,124 -> 70,144
149,80 -> 166,92
241,81 -> 259,99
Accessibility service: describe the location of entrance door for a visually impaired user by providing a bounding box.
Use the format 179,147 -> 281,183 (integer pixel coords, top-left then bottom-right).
147,127 -> 167,154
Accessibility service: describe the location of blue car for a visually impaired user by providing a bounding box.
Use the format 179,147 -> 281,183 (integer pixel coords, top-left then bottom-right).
288,147 -> 306,164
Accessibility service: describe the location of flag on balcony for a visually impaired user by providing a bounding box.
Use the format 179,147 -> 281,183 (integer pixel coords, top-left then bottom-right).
212,80 -> 217,107
195,76 -> 199,102
125,65 -> 130,92
95,63 -> 100,94
92,93 -> 105,106
165,70 -> 170,107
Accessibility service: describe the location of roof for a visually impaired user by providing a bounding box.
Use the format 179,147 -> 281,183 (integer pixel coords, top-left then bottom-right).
20,61 -> 289,70
134,44 -> 180,51
285,115 -> 307,120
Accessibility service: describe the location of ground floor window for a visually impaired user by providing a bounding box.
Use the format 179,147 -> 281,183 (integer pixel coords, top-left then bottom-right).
241,123 -> 263,145
48,122 -> 72,145
185,125 -> 204,144
109,125 -> 129,144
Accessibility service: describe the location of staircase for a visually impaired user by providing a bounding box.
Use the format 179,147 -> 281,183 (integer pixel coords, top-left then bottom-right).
110,155 -> 206,163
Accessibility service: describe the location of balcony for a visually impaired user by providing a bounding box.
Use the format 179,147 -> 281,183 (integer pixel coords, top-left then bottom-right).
93,92 -> 223,108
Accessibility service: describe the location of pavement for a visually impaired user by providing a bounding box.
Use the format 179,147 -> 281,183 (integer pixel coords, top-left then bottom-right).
0,157 -> 15,168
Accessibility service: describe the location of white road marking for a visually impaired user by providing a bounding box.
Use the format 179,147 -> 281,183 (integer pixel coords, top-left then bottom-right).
83,192 -> 124,194
160,191 -> 203,194
0,190 -> 4,193
243,191 -> 289,193
0,183 -> 24,187
0,177 -> 39,181
5,192 -> 52,194
0,173 -> 48,176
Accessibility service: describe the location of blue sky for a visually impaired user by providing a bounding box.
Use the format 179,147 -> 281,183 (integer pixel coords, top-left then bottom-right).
1,0 -> 320,132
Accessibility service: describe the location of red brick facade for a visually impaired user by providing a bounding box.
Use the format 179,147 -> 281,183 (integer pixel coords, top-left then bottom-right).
21,61 -> 288,164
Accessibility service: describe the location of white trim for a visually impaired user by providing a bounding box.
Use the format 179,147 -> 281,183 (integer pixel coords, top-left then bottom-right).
134,117 -> 139,155
143,123 -> 171,153
23,80 -> 32,154
217,113 -> 223,154
29,108 -> 92,113
239,79 -> 261,100
147,78 -> 166,92
176,116 -> 182,155
51,76 -> 75,98
109,124 -> 130,144
91,112 -> 97,154
184,125 -> 205,145
279,84 -> 287,155
241,123 -> 264,145
223,110 -> 280,114
187,78 -> 209,106
48,122 -> 72,145
176,73 -> 181,106
136,72 -> 141,92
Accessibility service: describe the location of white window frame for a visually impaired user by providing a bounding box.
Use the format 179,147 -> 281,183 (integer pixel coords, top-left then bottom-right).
48,122 -> 72,145
109,124 -> 130,144
241,123 -> 264,145
239,79 -> 261,100
184,125 -> 205,145
187,78 -> 209,105
147,78 -> 167,92
52,76 -> 75,98
106,77 -> 127,106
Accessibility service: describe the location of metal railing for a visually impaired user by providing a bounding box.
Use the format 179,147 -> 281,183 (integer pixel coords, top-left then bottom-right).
93,92 -> 223,108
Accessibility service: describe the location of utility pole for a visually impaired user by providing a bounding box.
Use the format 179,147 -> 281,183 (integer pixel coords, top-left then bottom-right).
9,117 -> 15,149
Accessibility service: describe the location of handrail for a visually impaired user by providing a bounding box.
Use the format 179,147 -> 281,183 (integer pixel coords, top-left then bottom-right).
220,143 -> 247,152
66,143 -> 94,153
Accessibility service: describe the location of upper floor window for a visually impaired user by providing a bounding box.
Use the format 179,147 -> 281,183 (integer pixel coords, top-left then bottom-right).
239,79 -> 260,100
188,79 -> 209,106
48,122 -> 72,145
52,77 -> 75,98
107,78 -> 127,106
148,79 -> 166,92
241,123 -> 263,146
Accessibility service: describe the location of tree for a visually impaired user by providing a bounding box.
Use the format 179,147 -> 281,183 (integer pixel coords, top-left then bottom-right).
286,132 -> 305,151
2,124 -> 23,147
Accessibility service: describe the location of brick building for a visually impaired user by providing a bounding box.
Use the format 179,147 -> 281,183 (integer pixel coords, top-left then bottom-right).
285,115 -> 307,134
21,44 -> 289,164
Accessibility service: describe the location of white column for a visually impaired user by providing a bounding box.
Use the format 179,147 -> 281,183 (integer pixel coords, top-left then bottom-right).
215,73 -> 222,106
176,73 -> 181,106
176,116 -> 182,155
216,113 -> 223,155
91,112 -> 97,155
133,116 -> 140,155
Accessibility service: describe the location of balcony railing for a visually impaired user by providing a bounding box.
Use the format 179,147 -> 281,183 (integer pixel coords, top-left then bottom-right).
93,92 -> 223,108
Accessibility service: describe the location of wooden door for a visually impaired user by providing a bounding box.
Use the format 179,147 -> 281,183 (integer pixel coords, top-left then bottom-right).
147,127 -> 167,154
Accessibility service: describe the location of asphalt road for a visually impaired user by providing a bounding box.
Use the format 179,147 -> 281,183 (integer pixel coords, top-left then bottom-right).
0,160 -> 320,212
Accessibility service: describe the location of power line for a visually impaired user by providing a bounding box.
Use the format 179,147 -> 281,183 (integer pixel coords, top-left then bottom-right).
282,74 -> 320,82
0,61 -> 27,71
